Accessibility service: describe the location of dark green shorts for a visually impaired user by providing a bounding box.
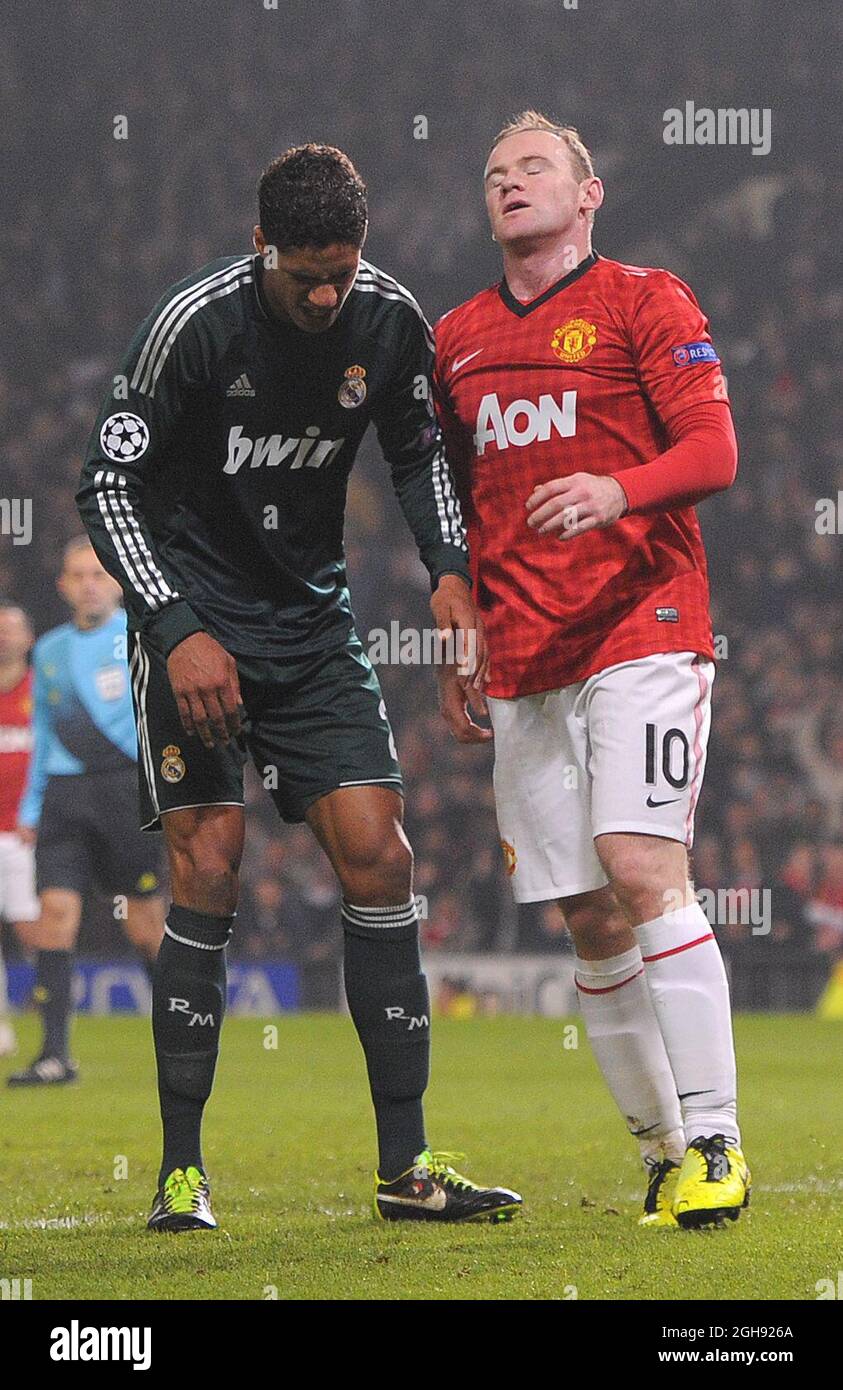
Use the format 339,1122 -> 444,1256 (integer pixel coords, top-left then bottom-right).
127,631 -> 402,831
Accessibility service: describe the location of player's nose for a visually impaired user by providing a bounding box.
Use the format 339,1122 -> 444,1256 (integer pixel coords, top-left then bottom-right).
500,171 -> 525,196
308,285 -> 339,309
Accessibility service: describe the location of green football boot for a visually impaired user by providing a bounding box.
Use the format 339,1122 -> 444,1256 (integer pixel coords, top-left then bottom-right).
147,1166 -> 217,1233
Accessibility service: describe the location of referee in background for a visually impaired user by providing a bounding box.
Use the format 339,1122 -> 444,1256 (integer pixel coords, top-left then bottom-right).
8,537 -> 165,1086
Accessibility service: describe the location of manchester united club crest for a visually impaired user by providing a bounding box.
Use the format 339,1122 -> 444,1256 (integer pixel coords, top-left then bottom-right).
161,744 -> 186,783
500,838 -> 517,877
551,318 -> 597,364
338,364 -> 367,408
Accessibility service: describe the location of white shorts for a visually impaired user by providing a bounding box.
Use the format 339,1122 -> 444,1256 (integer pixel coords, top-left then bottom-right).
487,651 -> 714,903
0,831 -> 39,922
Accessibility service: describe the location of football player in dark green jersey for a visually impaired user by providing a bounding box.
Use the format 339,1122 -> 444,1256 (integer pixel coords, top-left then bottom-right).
77,144 -> 520,1230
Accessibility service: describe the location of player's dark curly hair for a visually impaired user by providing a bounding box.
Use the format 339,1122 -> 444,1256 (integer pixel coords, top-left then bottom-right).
258,144 -> 368,251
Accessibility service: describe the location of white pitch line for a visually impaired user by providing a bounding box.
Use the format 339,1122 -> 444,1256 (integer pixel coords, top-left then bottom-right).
0,1211 -> 112,1232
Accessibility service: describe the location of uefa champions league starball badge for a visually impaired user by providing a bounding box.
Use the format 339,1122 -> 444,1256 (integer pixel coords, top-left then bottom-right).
338,365 -> 367,408
100,411 -> 150,461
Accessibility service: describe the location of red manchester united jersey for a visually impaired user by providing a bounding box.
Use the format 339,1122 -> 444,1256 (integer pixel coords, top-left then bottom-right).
0,669 -> 33,831
434,252 -> 730,698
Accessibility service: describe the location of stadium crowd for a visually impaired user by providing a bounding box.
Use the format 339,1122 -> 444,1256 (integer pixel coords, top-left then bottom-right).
2,1 -> 841,1004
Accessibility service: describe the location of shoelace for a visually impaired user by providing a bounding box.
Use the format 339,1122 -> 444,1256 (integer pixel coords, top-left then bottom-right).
689,1135 -> 731,1181
165,1170 -> 202,1212
690,1134 -> 727,1153
645,1160 -> 677,1212
424,1151 -> 477,1192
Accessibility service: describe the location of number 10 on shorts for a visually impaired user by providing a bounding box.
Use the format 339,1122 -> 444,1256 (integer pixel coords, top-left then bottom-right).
645,722 -> 690,790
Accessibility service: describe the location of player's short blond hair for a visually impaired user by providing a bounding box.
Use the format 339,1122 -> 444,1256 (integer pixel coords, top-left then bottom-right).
488,111 -> 595,184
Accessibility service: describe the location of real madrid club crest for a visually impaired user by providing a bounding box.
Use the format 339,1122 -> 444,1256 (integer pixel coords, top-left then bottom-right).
551,318 -> 597,364
338,364 -> 367,409
161,744 -> 186,784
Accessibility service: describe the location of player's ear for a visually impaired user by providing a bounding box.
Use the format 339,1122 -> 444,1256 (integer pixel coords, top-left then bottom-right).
252,225 -> 264,254
581,177 -> 604,218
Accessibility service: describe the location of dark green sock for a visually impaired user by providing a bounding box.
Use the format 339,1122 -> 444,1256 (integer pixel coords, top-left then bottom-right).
152,906 -> 233,1187
342,900 -> 429,1180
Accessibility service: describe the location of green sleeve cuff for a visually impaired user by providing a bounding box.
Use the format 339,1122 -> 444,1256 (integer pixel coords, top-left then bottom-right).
430,550 -> 472,592
143,600 -> 206,657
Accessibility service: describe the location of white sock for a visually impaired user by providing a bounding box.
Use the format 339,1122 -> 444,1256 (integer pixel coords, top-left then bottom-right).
575,946 -> 685,1167
636,901 -> 740,1147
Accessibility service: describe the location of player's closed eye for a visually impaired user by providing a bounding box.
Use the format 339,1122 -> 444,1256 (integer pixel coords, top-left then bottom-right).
489,166 -> 543,188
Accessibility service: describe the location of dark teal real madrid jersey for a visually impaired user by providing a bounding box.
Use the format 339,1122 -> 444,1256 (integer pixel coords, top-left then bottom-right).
77,254 -> 468,657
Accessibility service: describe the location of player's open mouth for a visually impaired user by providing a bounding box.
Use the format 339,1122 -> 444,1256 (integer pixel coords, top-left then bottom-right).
503,201 -> 530,214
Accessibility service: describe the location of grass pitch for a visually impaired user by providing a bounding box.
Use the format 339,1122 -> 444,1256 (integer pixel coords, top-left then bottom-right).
0,1012 -> 840,1300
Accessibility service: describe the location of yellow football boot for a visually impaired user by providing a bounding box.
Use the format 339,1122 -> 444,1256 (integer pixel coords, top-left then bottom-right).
638,1158 -> 681,1228
673,1133 -> 751,1229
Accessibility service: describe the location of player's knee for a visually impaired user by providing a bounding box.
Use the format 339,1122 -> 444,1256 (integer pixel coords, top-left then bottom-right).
570,912 -> 632,957
37,891 -> 80,946
561,889 -> 633,956
163,811 -> 243,910
598,841 -> 679,922
606,872 -> 659,922
338,832 -> 413,904
174,857 -> 239,913
166,837 -> 241,914
595,828 -> 681,906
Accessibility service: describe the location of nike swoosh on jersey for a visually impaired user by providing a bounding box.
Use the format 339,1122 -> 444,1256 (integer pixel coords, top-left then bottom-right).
377,1186 -> 448,1211
451,348 -> 484,372
646,794 -> 681,807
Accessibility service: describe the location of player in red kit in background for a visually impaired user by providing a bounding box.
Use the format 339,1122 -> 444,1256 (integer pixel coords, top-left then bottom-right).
433,111 -> 750,1229
0,603 -> 40,1056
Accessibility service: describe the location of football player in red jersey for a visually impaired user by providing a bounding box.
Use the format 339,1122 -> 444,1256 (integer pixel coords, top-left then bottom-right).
433,111 -> 750,1228
0,603 -> 39,1056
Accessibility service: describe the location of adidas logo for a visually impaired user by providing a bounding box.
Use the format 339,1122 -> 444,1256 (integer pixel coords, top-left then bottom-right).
226,373 -> 255,397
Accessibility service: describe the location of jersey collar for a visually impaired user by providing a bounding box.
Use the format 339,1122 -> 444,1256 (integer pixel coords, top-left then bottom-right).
498,250 -> 599,317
